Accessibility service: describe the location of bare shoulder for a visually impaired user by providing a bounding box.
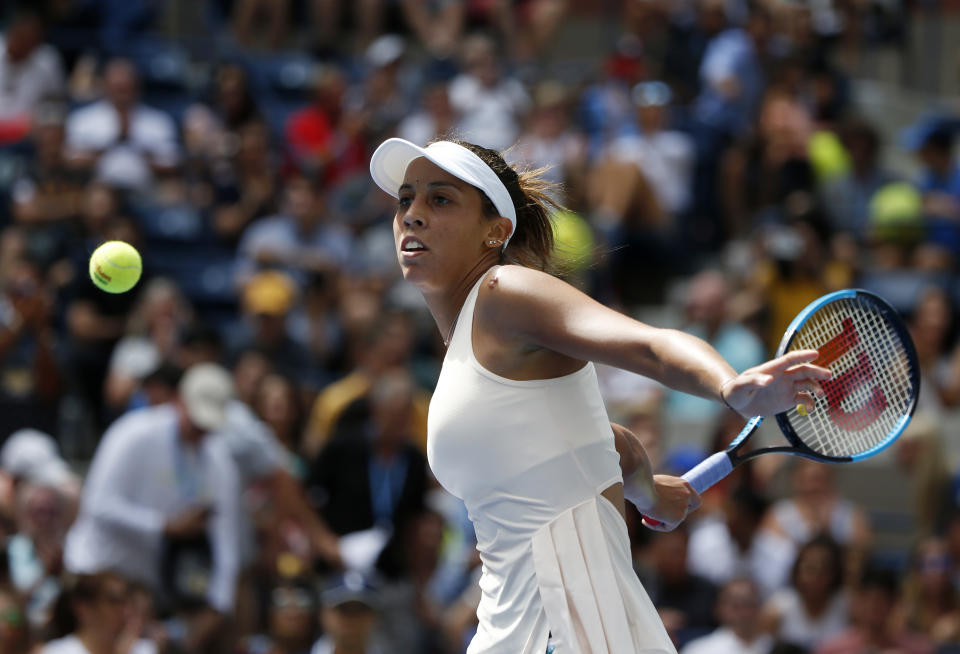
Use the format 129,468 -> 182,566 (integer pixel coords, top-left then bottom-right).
478,264 -> 575,305
475,264 -> 598,344
478,265 -> 572,320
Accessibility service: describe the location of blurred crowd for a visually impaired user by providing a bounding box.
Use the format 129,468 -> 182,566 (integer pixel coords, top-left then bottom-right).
1,0 -> 960,653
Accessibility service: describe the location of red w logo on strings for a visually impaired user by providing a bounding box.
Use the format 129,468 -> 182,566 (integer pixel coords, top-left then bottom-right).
815,317 -> 888,431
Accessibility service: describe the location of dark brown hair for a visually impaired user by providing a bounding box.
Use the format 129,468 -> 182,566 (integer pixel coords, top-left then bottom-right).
49,572 -> 123,638
444,139 -> 563,272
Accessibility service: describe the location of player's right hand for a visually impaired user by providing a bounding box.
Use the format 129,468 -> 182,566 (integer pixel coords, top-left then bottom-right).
641,475 -> 700,532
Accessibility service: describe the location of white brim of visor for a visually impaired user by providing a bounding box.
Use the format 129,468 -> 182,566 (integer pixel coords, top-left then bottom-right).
369,138 -> 517,243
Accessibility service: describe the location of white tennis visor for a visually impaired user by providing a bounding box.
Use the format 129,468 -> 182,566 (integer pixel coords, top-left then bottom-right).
369,138 -> 517,242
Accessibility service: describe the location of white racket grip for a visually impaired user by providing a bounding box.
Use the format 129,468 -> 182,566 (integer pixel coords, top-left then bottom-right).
682,452 -> 734,494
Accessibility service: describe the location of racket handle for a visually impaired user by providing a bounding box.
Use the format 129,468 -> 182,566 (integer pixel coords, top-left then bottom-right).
681,451 -> 734,494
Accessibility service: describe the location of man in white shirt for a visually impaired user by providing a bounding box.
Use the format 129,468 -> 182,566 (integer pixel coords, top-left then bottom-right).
449,33 -> 530,151
607,81 -> 695,218
681,578 -> 773,654
64,363 -> 240,650
64,58 -> 179,190
0,10 -> 64,133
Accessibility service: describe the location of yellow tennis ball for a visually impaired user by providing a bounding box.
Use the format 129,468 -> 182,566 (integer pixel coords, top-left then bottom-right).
89,241 -> 142,294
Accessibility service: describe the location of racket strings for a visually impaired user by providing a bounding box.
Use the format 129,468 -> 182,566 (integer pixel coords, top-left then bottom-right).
786,297 -> 915,458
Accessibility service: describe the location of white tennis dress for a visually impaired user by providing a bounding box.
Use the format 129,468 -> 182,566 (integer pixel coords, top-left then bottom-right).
428,272 -> 677,654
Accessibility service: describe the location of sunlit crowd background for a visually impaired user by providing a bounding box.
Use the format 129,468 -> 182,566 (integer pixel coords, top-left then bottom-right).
0,0 -> 959,653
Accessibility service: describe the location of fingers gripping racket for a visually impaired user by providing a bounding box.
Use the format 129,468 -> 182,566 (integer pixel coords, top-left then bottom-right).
671,289 -> 919,497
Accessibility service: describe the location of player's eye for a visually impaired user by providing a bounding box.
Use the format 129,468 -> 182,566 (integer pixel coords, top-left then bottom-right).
397,195 -> 412,209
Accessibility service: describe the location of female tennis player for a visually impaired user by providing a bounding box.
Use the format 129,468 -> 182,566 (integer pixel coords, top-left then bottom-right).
369,137 -> 831,654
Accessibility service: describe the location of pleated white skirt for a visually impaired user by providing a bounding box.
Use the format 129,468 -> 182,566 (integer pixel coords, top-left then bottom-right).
529,495 -> 677,654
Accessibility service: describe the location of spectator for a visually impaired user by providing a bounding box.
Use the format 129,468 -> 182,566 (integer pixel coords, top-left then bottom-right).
62,210 -> 143,435
0,585 -> 31,654
306,369 -> 429,539
302,311 -> 430,459
687,484 -> 771,594
720,89 -> 816,239
238,577 -> 319,654
0,9 -> 65,144
467,0 -> 569,64
307,0 -> 385,54
7,475 -> 74,632
250,372 -> 307,474
11,102 -> 85,229
375,509 -> 449,653
400,0 -> 465,59
63,364 -> 241,652
449,32 -> 531,151
311,572 -> 384,654
694,1 -> 772,138
893,414 -> 953,537
821,117 -> 896,239
895,537 -> 960,645
508,81 -> 588,204
759,459 -> 871,590
816,566 -> 933,654
907,116 -> 960,264
761,534 -> 849,651
211,119 -> 281,243
578,34 -> 646,159
747,221 -> 831,351
639,525 -> 718,648
233,347 -> 273,407
0,252 -> 61,436
44,572 -> 157,654
358,35 -> 417,143
64,59 -> 180,192
288,272 -> 345,378
396,80 -> 457,147
231,0 -> 292,50
907,287 -> 957,418
230,270 -> 315,388
681,577 -> 773,654
285,65 -> 367,186
235,175 -> 353,289
103,278 -> 193,414
665,269 -> 766,425
186,63 -> 263,155
607,81 -> 695,220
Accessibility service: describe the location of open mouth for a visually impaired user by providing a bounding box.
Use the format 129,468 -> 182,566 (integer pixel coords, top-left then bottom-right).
400,236 -> 428,254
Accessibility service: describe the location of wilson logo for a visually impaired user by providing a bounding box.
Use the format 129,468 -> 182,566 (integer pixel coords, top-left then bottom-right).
816,317 -> 888,431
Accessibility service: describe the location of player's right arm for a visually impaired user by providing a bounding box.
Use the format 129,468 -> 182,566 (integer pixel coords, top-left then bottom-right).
611,422 -> 700,530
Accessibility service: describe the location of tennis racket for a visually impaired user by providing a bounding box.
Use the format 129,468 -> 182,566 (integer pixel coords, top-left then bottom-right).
649,288 -> 920,521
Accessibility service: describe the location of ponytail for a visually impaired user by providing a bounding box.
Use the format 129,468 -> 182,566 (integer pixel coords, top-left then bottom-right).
443,139 -> 564,273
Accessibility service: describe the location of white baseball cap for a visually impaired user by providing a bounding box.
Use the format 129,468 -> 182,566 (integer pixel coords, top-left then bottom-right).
1,429 -> 60,479
369,138 -> 517,245
178,363 -> 234,432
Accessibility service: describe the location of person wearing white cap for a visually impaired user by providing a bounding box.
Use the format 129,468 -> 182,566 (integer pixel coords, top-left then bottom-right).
63,363 -> 241,652
368,136 -> 831,653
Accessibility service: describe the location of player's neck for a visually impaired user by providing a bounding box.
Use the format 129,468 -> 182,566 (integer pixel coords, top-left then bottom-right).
423,262 -> 497,347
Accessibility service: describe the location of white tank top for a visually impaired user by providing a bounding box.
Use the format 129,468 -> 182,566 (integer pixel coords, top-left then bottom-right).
428,270 -> 676,654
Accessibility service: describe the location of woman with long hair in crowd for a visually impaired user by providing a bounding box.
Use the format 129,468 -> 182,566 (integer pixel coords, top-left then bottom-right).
762,534 -> 849,651
43,572 -> 156,654
368,136 -> 831,653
